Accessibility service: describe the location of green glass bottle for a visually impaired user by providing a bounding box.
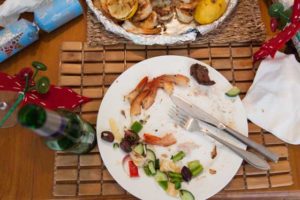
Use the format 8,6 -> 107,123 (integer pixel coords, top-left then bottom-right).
18,104 -> 96,154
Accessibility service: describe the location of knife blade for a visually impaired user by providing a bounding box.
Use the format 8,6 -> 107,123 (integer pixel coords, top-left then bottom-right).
170,94 -> 222,127
170,94 -> 279,162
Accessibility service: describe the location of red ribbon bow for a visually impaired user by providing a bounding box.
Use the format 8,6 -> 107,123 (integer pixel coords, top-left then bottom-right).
0,72 -> 90,110
254,0 -> 300,62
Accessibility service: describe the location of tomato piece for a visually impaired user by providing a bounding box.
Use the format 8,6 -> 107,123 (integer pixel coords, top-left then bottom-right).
128,160 -> 139,177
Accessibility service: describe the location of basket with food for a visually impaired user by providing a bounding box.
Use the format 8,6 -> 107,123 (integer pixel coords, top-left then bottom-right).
87,0 -> 238,45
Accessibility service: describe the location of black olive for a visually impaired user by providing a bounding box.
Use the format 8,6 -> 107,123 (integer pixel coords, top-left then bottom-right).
181,166 -> 192,182
120,139 -> 132,153
124,130 -> 139,145
101,131 -> 114,143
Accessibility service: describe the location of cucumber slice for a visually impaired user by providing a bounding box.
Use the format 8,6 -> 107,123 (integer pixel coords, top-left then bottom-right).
143,165 -> 151,176
143,144 -> 147,157
130,121 -> 143,133
146,149 -> 156,161
179,190 -> 195,200
155,171 -> 168,182
225,86 -> 240,97
148,161 -> 156,175
158,181 -> 168,191
133,143 -> 144,155
171,151 -> 185,162
174,181 -> 181,190
154,159 -> 160,170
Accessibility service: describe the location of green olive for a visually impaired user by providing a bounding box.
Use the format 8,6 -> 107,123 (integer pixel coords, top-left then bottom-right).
32,61 -> 47,71
36,77 -> 50,94
269,3 -> 284,18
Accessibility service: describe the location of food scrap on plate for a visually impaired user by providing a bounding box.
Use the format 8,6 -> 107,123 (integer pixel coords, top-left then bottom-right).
209,168 -> 217,175
144,133 -> 177,147
211,145 -> 217,159
97,56 -> 249,200
126,74 -> 189,116
190,63 -> 215,86
100,119 -> 205,200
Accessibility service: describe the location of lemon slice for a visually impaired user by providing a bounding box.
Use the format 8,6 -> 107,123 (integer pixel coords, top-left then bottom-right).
107,0 -> 138,20
194,0 -> 227,24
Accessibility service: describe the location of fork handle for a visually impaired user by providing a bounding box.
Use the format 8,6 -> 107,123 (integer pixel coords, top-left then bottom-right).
206,132 -> 270,171
223,126 -> 279,162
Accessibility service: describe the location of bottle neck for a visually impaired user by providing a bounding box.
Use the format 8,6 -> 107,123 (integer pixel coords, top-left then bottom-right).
18,104 -> 68,138
35,110 -> 68,138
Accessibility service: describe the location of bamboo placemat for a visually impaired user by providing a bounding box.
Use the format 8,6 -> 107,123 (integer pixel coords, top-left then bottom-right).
53,42 -> 293,198
87,0 -> 266,46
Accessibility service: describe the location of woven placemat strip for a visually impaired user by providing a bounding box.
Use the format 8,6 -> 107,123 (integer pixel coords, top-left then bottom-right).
53,42 -> 293,198
87,0 -> 266,46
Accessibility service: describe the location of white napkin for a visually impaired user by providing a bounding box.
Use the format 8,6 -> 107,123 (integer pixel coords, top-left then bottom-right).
0,0 -> 47,27
243,52 -> 300,145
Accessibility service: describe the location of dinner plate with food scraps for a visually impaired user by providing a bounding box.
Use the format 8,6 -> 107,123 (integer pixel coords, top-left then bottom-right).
97,55 -> 248,200
87,0 -> 238,45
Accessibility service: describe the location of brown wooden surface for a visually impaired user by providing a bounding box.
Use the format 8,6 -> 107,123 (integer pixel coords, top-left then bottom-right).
0,1 -> 299,200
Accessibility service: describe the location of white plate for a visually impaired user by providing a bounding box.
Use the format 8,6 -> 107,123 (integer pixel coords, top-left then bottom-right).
96,56 -> 248,200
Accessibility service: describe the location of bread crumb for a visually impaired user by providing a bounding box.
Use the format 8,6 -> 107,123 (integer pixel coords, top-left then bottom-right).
161,154 -> 168,158
209,169 -> 217,175
211,145 -> 217,159
121,110 -> 126,119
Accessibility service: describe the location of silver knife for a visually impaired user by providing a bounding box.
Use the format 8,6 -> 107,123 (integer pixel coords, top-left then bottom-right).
171,94 -> 279,163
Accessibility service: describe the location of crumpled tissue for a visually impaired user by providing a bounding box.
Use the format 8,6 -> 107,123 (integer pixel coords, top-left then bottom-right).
0,0 -> 47,27
243,52 -> 300,145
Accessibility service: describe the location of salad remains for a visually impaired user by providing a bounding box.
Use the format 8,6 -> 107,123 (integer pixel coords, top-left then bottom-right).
101,120 -> 205,200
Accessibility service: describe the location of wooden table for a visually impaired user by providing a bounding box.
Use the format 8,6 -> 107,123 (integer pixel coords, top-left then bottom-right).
0,1 -> 299,199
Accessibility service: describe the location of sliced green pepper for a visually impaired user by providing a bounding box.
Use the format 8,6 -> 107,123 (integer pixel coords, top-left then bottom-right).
187,160 -> 203,177
187,160 -> 201,171
171,151 -> 185,162
130,121 -> 143,133
191,166 -> 203,177
168,171 -> 182,179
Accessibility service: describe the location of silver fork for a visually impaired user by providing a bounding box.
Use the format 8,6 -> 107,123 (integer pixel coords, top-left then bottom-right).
169,108 -> 270,170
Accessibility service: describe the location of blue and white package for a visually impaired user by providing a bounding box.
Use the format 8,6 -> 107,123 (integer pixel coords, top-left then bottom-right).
34,0 -> 83,33
0,19 -> 39,63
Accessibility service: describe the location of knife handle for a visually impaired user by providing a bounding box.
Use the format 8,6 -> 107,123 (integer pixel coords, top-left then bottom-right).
224,126 -> 279,162
206,132 -> 270,171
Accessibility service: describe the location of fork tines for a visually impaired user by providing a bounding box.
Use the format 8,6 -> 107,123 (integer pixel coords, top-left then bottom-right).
168,106 -> 188,128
